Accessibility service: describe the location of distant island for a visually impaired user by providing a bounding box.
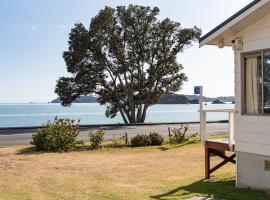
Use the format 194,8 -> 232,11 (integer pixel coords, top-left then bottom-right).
51,94 -> 234,104
51,96 -> 97,103
158,94 -> 190,104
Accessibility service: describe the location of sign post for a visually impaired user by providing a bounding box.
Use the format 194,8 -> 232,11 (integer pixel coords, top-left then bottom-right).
194,86 -> 205,143
194,86 -> 203,111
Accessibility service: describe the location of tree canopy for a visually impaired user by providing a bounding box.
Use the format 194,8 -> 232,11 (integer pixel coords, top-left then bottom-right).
55,5 -> 201,123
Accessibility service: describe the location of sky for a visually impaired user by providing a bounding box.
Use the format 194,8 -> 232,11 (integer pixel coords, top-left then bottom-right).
0,0 -> 254,103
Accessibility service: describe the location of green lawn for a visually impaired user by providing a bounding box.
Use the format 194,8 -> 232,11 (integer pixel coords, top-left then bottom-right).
0,141 -> 269,200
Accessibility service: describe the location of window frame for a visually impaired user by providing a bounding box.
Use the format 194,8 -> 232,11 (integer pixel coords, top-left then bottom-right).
241,49 -> 270,116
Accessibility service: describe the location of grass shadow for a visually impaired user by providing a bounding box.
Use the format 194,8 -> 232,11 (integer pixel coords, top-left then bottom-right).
157,144 -> 186,151
157,146 -> 171,151
157,139 -> 200,152
15,146 -> 42,155
151,178 -> 270,200
15,144 -> 108,155
15,146 -> 87,155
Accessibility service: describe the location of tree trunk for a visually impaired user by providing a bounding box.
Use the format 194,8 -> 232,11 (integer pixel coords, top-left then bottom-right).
122,107 -> 133,123
136,105 -> 142,123
129,95 -> 136,122
119,104 -> 148,124
119,107 -> 128,124
140,104 -> 148,123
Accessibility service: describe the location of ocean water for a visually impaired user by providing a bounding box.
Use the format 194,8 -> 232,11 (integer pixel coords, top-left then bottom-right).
0,103 -> 234,128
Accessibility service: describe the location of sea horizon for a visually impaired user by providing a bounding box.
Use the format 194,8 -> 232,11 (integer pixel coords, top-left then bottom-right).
0,103 -> 234,128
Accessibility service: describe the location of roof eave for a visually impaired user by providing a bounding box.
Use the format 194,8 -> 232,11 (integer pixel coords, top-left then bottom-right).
199,0 -> 267,47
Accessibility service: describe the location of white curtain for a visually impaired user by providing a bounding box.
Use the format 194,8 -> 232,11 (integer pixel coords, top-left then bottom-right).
246,57 -> 259,114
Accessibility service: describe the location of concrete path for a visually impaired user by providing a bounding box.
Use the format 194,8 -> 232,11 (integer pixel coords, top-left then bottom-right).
0,123 -> 228,147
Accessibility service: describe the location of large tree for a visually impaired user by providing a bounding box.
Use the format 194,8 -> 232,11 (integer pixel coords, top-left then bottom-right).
55,5 -> 201,124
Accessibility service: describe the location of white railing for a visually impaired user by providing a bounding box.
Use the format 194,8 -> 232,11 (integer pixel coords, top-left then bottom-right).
199,109 -> 236,150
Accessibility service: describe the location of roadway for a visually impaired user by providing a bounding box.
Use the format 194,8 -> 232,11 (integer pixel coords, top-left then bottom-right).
0,122 -> 228,147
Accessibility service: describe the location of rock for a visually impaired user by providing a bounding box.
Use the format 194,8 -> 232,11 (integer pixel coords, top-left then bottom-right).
212,99 -> 225,104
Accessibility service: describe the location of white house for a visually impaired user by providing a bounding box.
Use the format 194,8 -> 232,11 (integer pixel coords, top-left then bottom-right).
200,0 -> 270,190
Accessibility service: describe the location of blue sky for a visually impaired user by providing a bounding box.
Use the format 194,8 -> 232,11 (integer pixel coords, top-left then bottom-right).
0,0 -> 253,103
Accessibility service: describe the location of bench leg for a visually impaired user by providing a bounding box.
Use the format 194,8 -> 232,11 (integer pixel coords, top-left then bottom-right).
205,147 -> 210,179
205,147 -> 236,179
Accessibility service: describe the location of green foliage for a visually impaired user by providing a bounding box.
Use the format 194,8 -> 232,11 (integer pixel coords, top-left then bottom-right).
89,129 -> 105,149
148,132 -> 164,145
31,129 -> 47,151
184,136 -> 200,145
31,117 -> 80,152
131,134 -> 151,147
169,124 -> 197,144
111,133 -> 127,147
131,132 -> 164,147
55,5 -> 201,124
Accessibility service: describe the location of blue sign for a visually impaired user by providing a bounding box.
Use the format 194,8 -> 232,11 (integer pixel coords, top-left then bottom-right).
194,86 -> 201,95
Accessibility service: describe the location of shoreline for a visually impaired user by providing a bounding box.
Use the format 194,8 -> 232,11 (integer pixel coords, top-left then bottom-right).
0,122 -> 229,147
0,120 -> 228,133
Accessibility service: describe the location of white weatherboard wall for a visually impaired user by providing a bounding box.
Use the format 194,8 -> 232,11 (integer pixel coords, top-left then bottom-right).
199,2 -> 270,190
237,152 -> 270,190
235,12 -> 270,157
234,11 -> 270,190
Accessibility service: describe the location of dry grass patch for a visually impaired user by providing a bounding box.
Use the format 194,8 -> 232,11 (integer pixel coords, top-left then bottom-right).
0,143 -> 268,200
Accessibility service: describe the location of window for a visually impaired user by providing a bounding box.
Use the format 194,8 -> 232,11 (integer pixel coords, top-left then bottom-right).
243,53 -> 262,114
263,51 -> 270,113
243,50 -> 270,115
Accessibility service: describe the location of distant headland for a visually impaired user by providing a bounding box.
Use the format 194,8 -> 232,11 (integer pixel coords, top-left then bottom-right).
51,94 -> 234,104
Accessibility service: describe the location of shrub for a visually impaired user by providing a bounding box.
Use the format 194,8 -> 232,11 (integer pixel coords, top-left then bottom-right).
169,124 -> 196,144
89,129 -> 104,149
111,133 -> 127,147
130,134 -> 150,147
31,117 -> 80,152
148,132 -> 164,146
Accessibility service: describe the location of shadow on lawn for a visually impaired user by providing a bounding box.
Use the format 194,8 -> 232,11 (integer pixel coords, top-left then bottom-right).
157,140 -> 199,151
15,146 -> 41,155
151,178 -> 270,200
157,144 -> 185,151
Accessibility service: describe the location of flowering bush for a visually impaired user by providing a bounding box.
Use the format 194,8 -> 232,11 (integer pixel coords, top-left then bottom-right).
170,124 -> 193,144
31,117 -> 80,152
89,129 -> 104,149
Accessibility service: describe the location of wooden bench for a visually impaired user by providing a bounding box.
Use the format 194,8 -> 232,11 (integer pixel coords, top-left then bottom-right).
199,109 -> 236,179
204,139 -> 235,179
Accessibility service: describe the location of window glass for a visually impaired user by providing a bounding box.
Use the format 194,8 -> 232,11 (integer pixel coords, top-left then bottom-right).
244,54 -> 262,114
263,51 -> 270,113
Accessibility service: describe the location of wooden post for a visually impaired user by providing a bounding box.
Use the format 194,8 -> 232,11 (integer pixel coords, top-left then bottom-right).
228,112 -> 235,150
205,147 -> 210,179
198,86 -> 206,144
200,111 -> 206,144
199,86 -> 203,113
125,132 -> 128,147
168,127 -> 171,143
